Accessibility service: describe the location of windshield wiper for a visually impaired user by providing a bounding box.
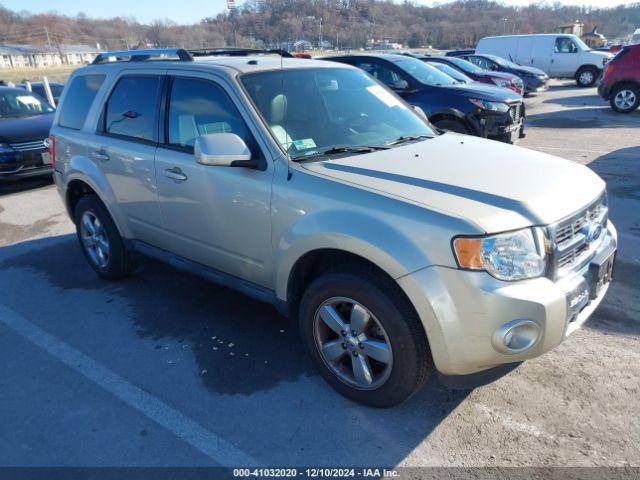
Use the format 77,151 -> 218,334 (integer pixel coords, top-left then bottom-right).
386,134 -> 433,146
291,145 -> 389,162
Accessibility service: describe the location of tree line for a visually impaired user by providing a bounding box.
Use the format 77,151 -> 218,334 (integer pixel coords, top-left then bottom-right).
0,0 -> 639,52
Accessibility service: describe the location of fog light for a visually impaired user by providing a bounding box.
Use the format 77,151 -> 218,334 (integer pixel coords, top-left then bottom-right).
492,319 -> 541,354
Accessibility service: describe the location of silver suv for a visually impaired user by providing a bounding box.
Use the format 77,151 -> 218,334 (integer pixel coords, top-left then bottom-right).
50,49 -> 617,407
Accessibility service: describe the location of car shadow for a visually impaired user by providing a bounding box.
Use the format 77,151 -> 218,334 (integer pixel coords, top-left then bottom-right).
0,233 -> 474,465
525,105 -> 639,128
0,175 -> 53,197
583,146 -> 640,336
543,94 -> 608,108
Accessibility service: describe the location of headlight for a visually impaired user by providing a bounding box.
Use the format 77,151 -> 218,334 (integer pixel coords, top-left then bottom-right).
491,78 -> 510,88
453,228 -> 547,281
0,143 -> 15,154
468,98 -> 509,112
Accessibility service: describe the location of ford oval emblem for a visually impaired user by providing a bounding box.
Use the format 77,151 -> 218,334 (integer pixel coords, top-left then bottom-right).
43,138 -> 50,149
584,223 -> 603,244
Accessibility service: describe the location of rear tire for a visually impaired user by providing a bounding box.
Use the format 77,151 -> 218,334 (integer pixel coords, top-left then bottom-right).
433,118 -> 471,135
74,195 -> 136,280
575,66 -> 598,88
609,83 -> 640,113
299,267 -> 432,407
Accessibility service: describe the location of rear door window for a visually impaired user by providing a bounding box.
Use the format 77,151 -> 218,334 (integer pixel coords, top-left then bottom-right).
104,75 -> 160,142
58,74 -> 105,130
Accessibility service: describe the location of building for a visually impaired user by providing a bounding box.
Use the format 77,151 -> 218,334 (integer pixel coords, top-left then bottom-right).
0,44 -> 102,69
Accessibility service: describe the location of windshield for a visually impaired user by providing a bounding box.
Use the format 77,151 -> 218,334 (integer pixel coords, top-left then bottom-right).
573,36 -> 591,51
0,90 -> 54,118
241,67 -> 434,159
429,63 -> 471,83
484,54 -> 520,69
446,57 -> 483,74
394,58 -> 457,86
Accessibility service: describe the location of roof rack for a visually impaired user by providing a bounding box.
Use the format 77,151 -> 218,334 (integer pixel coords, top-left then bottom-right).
188,47 -> 294,58
92,48 -> 193,64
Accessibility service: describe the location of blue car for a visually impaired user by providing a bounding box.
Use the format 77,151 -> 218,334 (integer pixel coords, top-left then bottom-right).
324,54 -> 525,143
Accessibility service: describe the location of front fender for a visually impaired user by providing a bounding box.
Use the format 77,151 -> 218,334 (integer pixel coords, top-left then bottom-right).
64,155 -> 131,238
273,209 -> 432,301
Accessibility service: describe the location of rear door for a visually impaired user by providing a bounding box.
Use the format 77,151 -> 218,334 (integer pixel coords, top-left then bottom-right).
153,71 -> 274,287
515,37 -> 534,66
86,71 -> 164,242
531,37 -> 552,72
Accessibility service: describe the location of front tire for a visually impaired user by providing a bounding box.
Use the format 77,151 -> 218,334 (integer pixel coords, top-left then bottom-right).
299,267 -> 432,407
74,195 -> 136,280
575,66 -> 598,88
610,83 -> 640,113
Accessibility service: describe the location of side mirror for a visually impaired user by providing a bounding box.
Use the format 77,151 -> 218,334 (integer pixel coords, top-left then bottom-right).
413,106 -> 428,120
194,133 -> 254,168
390,79 -> 410,91
490,64 -> 499,71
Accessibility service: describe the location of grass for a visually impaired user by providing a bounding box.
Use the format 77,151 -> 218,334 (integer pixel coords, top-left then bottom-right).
0,65 -> 78,84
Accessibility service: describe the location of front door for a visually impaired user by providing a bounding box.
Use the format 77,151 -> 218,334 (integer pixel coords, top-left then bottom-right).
550,37 -> 580,77
153,74 -> 274,287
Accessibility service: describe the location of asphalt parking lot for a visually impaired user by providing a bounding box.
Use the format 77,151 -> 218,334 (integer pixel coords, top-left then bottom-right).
1,80 -> 639,469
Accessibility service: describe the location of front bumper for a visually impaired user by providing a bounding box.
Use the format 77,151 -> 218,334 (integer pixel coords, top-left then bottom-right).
524,77 -> 549,94
0,150 -> 52,181
398,221 -> 617,378
468,105 -> 525,143
597,82 -> 611,100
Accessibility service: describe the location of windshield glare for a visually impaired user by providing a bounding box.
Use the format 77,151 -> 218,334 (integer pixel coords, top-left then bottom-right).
0,90 -> 54,118
242,68 -> 434,158
429,63 -> 471,83
447,57 -> 483,74
395,58 -> 457,86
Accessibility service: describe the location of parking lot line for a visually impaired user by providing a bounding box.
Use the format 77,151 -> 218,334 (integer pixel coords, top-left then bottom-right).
0,303 -> 258,468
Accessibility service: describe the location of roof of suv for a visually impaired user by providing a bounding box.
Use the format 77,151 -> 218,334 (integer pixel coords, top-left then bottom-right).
79,55 -> 352,75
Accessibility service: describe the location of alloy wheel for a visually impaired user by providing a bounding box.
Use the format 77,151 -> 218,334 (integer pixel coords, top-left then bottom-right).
614,90 -> 637,110
79,211 -> 110,269
313,297 -> 393,390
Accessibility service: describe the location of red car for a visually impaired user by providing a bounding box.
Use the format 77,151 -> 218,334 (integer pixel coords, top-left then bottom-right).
598,44 -> 640,113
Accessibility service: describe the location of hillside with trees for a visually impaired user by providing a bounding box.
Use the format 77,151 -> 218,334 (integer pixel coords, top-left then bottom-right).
0,0 -> 639,51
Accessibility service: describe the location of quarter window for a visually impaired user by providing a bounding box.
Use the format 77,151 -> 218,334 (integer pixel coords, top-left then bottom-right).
105,76 -> 160,141
58,74 -> 105,130
167,77 -> 249,150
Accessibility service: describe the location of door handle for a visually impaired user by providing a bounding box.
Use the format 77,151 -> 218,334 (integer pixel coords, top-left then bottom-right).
164,167 -> 187,182
92,149 -> 110,162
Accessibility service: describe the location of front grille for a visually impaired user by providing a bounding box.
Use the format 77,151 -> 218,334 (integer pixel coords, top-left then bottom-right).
9,139 -> 48,152
509,104 -> 523,123
549,194 -> 608,279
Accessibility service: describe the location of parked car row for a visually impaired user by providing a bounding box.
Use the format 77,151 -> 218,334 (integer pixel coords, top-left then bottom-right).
324,54 -> 525,143
49,48 -> 617,406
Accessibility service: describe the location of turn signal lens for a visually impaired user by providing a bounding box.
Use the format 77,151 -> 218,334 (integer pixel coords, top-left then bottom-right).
453,238 -> 484,269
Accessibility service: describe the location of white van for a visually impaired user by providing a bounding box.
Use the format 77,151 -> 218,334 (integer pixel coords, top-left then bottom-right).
477,34 -> 613,87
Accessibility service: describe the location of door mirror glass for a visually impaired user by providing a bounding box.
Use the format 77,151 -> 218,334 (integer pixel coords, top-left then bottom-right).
194,133 -> 252,167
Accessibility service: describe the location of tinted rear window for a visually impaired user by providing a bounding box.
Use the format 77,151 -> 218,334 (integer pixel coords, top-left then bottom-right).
58,74 -> 105,130
105,76 -> 160,142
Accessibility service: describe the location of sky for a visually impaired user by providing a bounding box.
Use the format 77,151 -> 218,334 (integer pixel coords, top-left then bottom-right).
0,0 -> 634,25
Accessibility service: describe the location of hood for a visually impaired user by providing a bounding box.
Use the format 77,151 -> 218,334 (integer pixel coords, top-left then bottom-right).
0,113 -> 54,143
301,134 -> 604,233
588,49 -> 614,60
440,82 -> 521,103
513,65 -> 547,77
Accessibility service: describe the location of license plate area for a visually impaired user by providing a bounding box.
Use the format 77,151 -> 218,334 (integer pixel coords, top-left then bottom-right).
41,152 -> 51,165
588,246 -> 616,299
